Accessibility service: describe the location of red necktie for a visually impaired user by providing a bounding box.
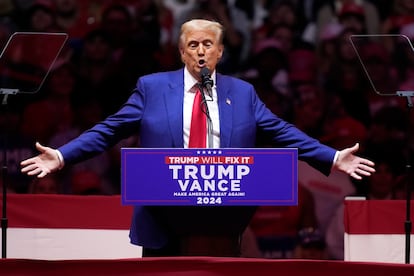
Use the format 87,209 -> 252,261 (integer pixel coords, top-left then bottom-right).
189,87 -> 207,148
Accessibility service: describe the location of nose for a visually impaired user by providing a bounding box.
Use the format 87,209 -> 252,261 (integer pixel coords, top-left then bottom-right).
197,44 -> 206,55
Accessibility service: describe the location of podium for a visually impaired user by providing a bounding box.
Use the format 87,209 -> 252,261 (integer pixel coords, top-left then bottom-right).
122,148 -> 298,256
146,205 -> 257,256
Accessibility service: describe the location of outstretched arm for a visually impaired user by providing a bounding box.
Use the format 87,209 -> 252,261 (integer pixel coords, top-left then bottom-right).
20,142 -> 63,178
333,143 -> 375,180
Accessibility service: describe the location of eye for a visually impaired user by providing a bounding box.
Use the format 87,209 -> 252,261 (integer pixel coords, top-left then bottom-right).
188,41 -> 199,49
203,41 -> 213,48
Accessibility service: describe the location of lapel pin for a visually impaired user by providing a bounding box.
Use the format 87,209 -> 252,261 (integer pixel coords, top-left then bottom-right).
226,98 -> 231,105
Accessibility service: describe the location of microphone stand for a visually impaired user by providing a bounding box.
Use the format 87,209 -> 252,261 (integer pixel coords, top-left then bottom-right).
198,83 -> 214,148
396,90 -> 413,264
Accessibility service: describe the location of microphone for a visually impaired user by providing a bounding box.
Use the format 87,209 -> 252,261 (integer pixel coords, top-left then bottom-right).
198,66 -> 213,148
200,67 -> 213,98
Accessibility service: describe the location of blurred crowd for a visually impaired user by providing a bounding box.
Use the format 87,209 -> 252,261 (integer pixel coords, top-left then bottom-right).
1,0 -> 414,261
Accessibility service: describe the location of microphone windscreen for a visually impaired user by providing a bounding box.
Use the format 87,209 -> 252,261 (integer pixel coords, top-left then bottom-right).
200,67 -> 210,78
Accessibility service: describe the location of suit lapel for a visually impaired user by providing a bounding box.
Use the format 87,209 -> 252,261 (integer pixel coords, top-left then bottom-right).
164,69 -> 184,147
216,74 -> 233,148
163,70 -> 233,148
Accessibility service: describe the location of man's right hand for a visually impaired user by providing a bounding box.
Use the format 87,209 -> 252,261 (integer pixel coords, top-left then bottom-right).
21,142 -> 62,178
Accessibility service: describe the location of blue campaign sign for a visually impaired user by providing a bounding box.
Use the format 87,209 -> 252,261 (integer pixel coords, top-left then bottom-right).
121,148 -> 297,206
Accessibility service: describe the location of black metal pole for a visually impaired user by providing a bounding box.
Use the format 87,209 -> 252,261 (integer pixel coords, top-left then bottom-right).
1,94 -> 9,259
1,145 -> 7,259
405,170 -> 412,264
397,91 -> 413,264
404,105 -> 412,265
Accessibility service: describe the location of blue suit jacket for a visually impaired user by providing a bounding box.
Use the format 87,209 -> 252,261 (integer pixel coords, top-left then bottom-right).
58,68 -> 336,248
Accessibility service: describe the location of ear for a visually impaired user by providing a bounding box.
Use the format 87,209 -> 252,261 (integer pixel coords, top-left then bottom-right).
217,44 -> 224,61
179,46 -> 186,63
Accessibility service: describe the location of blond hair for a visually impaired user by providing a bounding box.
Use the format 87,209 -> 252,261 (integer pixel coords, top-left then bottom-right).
179,19 -> 224,48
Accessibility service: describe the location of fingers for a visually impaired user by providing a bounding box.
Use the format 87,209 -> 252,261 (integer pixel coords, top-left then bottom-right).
21,157 -> 50,178
353,142 -> 359,150
27,167 -> 43,176
38,169 -> 49,178
21,163 -> 49,178
20,157 -> 37,167
21,163 -> 39,173
35,142 -> 48,153
362,160 -> 375,167
350,169 -> 369,180
351,172 -> 362,180
350,162 -> 376,180
21,143 -> 57,178
339,143 -> 360,159
343,143 -> 358,152
355,167 -> 372,177
359,163 -> 376,173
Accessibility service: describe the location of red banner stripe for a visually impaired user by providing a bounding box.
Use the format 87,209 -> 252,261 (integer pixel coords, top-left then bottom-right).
1,194 -> 133,229
344,200 -> 414,234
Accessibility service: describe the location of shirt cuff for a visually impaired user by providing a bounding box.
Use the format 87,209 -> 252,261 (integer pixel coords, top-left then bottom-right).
332,151 -> 340,168
55,149 -> 65,170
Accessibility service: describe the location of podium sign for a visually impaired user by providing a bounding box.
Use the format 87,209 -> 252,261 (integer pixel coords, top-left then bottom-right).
121,148 -> 297,206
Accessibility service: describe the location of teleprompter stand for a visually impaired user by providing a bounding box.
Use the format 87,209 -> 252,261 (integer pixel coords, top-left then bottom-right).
396,90 -> 414,264
0,32 -> 67,258
350,34 -> 414,264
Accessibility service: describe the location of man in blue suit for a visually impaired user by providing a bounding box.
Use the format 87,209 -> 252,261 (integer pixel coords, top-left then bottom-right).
21,19 -> 375,257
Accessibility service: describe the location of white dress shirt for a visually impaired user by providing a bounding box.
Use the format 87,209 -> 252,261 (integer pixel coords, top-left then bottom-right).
183,67 -> 220,148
